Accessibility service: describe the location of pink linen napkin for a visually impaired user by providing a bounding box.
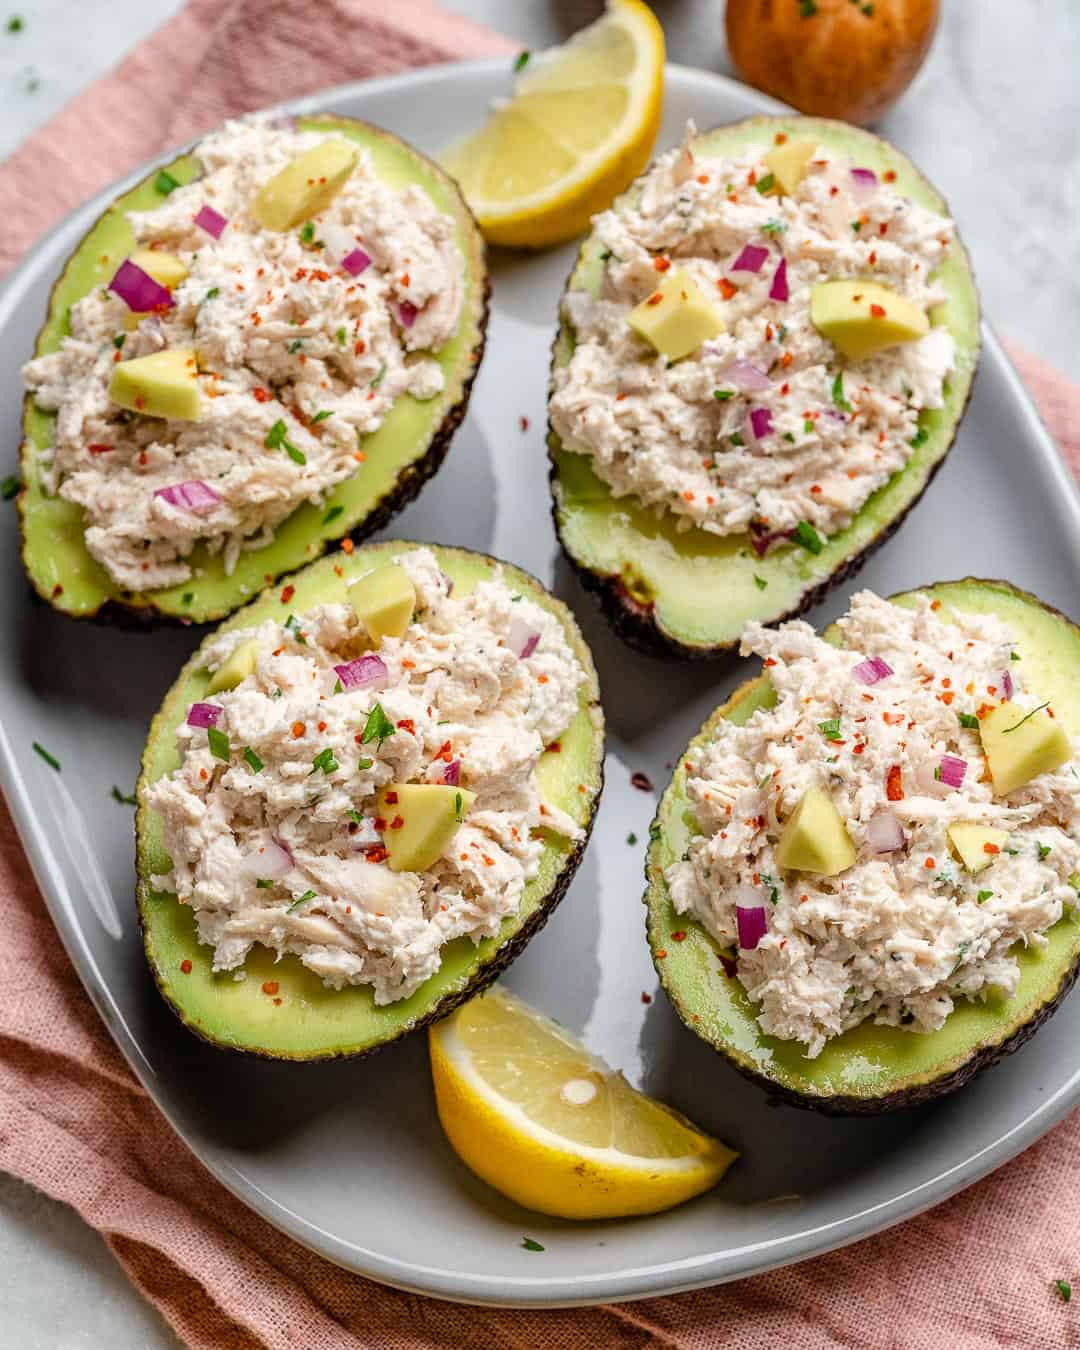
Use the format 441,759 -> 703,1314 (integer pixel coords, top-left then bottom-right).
1,4 -> 1079,1346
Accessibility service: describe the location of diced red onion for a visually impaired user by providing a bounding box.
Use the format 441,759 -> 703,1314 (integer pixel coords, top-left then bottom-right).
749,525 -> 793,557
849,167 -> 878,202
938,754 -> 967,790
746,407 -> 773,443
866,809 -> 905,854
731,244 -> 769,274
507,616 -> 541,659
1000,669 -> 1014,700
334,654 -> 388,691
397,301 -> 419,329
342,248 -> 371,277
442,759 -> 461,787
109,259 -> 175,314
722,360 -> 771,393
769,258 -> 789,303
194,205 -> 228,239
853,656 -> 894,685
735,885 -> 768,950
154,480 -> 222,512
186,702 -> 221,729
261,839 -> 293,877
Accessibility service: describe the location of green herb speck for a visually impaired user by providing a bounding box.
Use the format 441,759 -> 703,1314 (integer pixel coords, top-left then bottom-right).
111,786 -> 136,805
154,169 -> 179,196
207,727 -> 230,761
287,890 -> 317,913
910,426 -> 929,448
32,741 -> 59,771
755,173 -> 776,195
312,409 -> 333,423
626,832 -> 638,846
818,717 -> 842,742
362,702 -> 395,747
831,371 -> 853,413
713,389 -> 734,401
243,747 -> 263,773
521,1237 -> 545,1252
299,221 -> 316,245
1001,702 -> 1051,735
310,747 -> 339,776
323,504 -> 344,525
256,879 -> 273,889
958,712 -> 979,730
976,890 -> 992,903
513,50 -> 530,72
1038,842 -> 1052,861
7,15 -> 23,32
1056,1279 -> 1072,1303
754,575 -> 768,591
1,474 -> 20,500
793,520 -> 824,554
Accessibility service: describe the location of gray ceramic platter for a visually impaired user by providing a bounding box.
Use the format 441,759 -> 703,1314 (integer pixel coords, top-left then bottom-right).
1,60 -> 1079,1308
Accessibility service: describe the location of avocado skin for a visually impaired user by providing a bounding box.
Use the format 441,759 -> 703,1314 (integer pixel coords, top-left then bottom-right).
135,540 -> 605,1061
547,114 -> 981,660
19,115 -> 490,627
644,579 -> 1080,1113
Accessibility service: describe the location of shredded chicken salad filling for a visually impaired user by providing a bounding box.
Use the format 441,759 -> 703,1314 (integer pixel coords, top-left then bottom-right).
23,117 -> 464,592
666,592 -> 1080,1058
550,125 -> 957,543
148,550 -> 586,1004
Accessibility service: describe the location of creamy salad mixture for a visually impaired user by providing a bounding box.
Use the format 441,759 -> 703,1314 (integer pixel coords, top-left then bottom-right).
666,592 -> 1080,1058
147,550 -> 586,1004
23,117 -> 464,592
550,125 -> 957,543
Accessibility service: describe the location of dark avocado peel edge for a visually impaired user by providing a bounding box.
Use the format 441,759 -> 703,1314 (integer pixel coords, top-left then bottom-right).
19,115 -> 490,626
548,115 -> 981,659
136,540 -> 605,1061
644,579 -> 1080,1115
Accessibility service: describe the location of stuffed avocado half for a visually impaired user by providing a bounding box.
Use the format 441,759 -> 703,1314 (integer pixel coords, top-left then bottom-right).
549,115 -> 980,658
136,541 -> 604,1060
645,580 -> 1080,1114
20,115 -> 489,624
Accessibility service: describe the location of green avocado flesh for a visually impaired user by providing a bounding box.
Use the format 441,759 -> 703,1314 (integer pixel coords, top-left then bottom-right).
645,580 -> 1080,1112
549,116 -> 981,656
20,117 -> 488,623
136,541 -> 604,1059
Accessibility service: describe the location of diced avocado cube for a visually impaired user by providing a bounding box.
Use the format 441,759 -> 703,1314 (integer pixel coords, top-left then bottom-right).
763,137 -> 817,196
979,701 -> 1071,796
810,280 -> 930,360
347,563 -> 416,641
947,822 -> 1010,874
775,786 -> 855,875
206,639 -> 259,694
129,248 -> 189,289
252,141 -> 359,232
376,783 -> 476,873
627,269 -> 725,362
108,347 -> 200,421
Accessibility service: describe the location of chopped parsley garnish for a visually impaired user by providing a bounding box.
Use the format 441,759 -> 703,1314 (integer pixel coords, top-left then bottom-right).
713,388 -> 734,401
818,717 -> 843,742
454,791 -> 465,821
283,614 -> 307,645
599,248 -> 612,262
1001,702 -> 1051,735
778,323 -> 788,341
204,287 -> 220,301
311,747 -> 339,776
110,786 -> 136,805
1004,847 -> 1019,856
7,15 -> 23,32
626,832 -> 638,846
357,757 -> 373,771
648,822 -> 662,842
243,747 -> 263,773
758,773 -> 773,789
154,169 -> 180,196
958,712 -> 980,729
1056,1279 -> 1072,1303
861,3 -> 874,14
851,219 -> 862,232
761,219 -> 787,235
951,939 -> 971,973
831,371 -> 853,413
362,702 -> 395,747
783,432 -> 795,443
287,890 -> 317,913
336,327 -> 347,347
803,418 -> 815,434
323,504 -> 344,525
761,872 -> 780,904
1038,842 -> 1052,861
256,879 -> 273,889
755,173 -> 776,195
976,889 -> 993,903
312,409 -> 333,423
333,678 -> 344,694
112,334 -> 126,349
182,592 -> 194,605
793,520 -> 824,554
32,741 -> 59,771
288,339 -> 304,354
910,426 -> 929,448
513,49 -> 530,72
521,1237 -> 545,1252
729,431 -> 745,447
348,810 -> 364,826
207,727 -> 230,761
265,419 -> 288,450
284,442 -> 307,465
754,574 -> 768,590
299,221 -> 316,245
371,364 -> 387,388
1,474 -> 20,500
1010,650 -> 1021,661
799,0 -> 818,14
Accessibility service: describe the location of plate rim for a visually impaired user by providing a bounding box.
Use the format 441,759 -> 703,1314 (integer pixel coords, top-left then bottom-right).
2,57 -> 1080,1308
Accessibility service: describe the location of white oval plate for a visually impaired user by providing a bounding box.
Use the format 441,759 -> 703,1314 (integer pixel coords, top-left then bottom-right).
1,60 -> 1079,1308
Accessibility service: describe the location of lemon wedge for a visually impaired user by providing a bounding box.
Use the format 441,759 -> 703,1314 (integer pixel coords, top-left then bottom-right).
429,986 -> 736,1219
442,0 -> 665,249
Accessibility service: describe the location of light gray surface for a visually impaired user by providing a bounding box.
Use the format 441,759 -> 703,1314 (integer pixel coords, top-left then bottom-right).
3,52 -> 1080,1313
2,0 -> 1079,1342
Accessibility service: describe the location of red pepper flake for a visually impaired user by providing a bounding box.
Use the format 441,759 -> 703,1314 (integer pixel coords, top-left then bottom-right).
537,674 -> 549,685
886,765 -> 904,801
672,931 -> 687,943
646,292 -> 663,307
718,277 -> 737,300
765,323 -> 774,341
884,170 -> 897,183
317,720 -> 327,733
868,251 -> 878,265
262,981 -> 279,996
273,997 -> 282,1006
641,991 -> 653,1004
341,539 -> 354,555
396,718 -> 415,734
696,174 -> 709,185
655,948 -> 668,960
87,443 -> 113,454
879,222 -> 888,236
401,272 -> 411,288
853,743 -> 865,755
781,352 -> 793,368
52,583 -> 63,598
390,815 -> 405,831
519,415 -> 529,432
924,857 -> 936,870
810,484 -> 822,495
774,132 -> 788,145
365,845 -> 389,864
747,169 -> 757,187
653,256 -> 671,271
976,702 -> 995,720
280,584 -> 295,604
939,691 -> 955,706
930,599 -> 941,611
291,721 -> 306,738
764,657 -> 777,667
829,185 -> 839,197
180,959 -> 193,974
870,303 -> 886,318
548,740 -> 561,754
385,790 -> 399,805
354,338 -> 366,355
199,768 -> 208,781
883,711 -> 904,725
373,816 -> 388,832
630,771 -> 654,792
983,842 -> 1001,855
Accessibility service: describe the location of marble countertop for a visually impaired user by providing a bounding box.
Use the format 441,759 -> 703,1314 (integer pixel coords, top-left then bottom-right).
1,1 -> 1077,1344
